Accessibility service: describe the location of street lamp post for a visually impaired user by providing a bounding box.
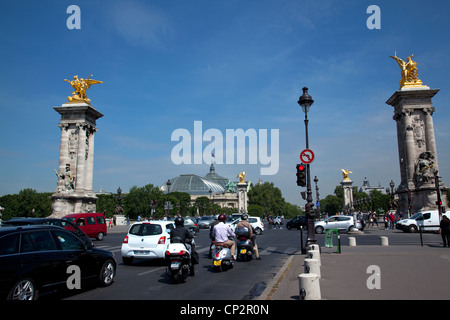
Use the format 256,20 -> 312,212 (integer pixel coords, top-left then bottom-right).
298,87 -> 317,246
314,175 -> 320,218
166,179 -> 171,217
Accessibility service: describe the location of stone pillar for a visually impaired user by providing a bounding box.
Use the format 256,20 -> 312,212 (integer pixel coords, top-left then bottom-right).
51,103 -> 103,218
237,182 -> 248,213
386,87 -> 447,214
340,179 -> 354,214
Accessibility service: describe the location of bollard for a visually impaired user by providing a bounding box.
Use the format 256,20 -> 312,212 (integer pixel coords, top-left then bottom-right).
298,273 -> 321,300
308,249 -> 321,266
348,237 -> 356,246
304,258 -> 321,278
380,236 -> 389,246
307,244 -> 320,252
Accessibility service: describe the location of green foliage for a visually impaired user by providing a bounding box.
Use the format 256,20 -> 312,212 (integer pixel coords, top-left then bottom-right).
122,184 -> 163,219
0,189 -> 52,220
247,182 -> 301,219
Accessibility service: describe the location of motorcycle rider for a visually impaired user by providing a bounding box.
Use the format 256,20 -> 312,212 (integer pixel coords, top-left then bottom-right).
236,213 -> 261,260
212,214 -> 236,261
170,216 -> 199,264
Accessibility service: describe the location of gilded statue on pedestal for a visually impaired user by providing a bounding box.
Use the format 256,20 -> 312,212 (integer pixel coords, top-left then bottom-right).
390,53 -> 426,89
237,171 -> 246,183
64,74 -> 103,104
341,169 -> 352,181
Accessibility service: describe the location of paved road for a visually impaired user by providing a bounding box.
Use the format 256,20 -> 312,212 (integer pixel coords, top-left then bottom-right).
55,222 -> 445,300
62,225 -> 299,300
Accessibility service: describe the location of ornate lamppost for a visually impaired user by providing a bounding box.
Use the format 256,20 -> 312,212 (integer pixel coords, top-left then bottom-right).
298,87 -> 317,245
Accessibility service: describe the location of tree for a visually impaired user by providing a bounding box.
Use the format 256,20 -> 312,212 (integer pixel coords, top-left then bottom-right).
319,195 -> 342,216
248,182 -> 286,217
123,184 -> 163,219
194,196 -> 210,216
96,194 -> 116,217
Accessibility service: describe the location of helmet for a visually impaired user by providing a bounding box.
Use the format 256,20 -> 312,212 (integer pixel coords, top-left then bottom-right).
241,213 -> 248,220
218,214 -> 226,222
174,216 -> 184,227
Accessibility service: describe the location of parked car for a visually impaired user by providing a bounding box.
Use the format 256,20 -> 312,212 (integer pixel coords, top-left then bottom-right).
121,221 -> 175,265
286,215 -> 307,230
63,213 -> 107,240
396,210 -> 448,233
197,216 -> 214,229
0,225 -> 116,300
229,216 -> 264,235
314,215 -> 361,234
1,217 -> 93,247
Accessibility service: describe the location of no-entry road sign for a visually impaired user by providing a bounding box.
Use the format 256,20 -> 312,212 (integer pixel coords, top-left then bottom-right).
300,149 -> 314,164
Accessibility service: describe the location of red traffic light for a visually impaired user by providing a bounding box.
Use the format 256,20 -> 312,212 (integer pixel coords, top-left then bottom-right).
297,164 -> 305,171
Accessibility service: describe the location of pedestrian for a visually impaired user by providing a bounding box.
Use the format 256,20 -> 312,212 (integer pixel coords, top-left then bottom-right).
384,213 -> 389,230
389,212 -> 396,230
372,212 -> 378,228
440,215 -> 450,247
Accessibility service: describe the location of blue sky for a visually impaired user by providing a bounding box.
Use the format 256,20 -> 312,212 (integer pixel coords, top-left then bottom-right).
1,0 -> 450,207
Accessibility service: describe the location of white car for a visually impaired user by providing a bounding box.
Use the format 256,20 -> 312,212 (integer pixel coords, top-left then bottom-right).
229,216 -> 264,235
314,215 -> 361,234
121,221 -> 175,265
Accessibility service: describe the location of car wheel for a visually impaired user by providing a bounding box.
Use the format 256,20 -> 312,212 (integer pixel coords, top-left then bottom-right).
315,226 -> 324,234
97,232 -> 104,241
408,225 -> 417,233
7,278 -> 38,300
99,259 -> 116,286
255,228 -> 262,235
287,225 -> 292,230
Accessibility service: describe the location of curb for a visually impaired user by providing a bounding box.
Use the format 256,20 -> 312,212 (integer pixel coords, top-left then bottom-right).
256,253 -> 297,300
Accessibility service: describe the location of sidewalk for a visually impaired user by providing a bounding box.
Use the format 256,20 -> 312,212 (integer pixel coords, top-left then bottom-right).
259,244 -> 450,300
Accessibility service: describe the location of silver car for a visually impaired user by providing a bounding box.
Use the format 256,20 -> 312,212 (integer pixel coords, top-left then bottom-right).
197,216 -> 214,229
314,215 -> 360,234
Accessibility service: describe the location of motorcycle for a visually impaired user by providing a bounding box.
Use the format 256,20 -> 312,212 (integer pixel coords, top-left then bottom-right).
235,227 -> 254,262
165,238 -> 195,282
212,242 -> 233,272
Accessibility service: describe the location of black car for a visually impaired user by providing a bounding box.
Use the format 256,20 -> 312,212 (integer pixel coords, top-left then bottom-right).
0,225 -> 116,300
2,217 -> 93,247
286,215 -> 308,230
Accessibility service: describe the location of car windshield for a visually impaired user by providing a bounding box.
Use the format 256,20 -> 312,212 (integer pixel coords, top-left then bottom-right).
129,223 -> 162,236
410,212 -> 423,220
199,216 -> 211,221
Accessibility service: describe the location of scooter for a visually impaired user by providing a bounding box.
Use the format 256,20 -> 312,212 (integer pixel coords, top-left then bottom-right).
165,239 -> 195,282
235,227 -> 254,262
212,242 -> 233,272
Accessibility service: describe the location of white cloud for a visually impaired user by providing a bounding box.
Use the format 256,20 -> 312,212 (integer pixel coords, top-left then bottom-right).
106,1 -> 174,50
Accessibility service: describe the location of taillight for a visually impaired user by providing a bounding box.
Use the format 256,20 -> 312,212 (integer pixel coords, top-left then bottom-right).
165,250 -> 171,257
178,250 -> 187,255
123,236 -> 128,244
158,236 -> 166,244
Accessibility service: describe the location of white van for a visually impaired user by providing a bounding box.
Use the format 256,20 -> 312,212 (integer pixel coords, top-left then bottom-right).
396,210 -> 448,233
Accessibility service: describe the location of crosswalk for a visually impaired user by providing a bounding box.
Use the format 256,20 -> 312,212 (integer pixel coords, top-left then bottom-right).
95,244 -> 299,256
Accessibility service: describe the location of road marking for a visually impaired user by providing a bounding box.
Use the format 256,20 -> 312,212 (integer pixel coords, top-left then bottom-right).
259,246 -> 277,256
283,247 -> 298,254
138,267 -> 166,276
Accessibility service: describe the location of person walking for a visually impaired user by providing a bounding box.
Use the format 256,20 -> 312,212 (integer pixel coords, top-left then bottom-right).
440,215 -> 450,247
389,212 -> 396,230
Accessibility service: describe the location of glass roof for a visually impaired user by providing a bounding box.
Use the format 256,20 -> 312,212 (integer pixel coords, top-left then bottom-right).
166,174 -> 225,195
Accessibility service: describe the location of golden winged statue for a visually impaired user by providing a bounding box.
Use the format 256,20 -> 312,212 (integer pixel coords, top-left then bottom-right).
237,171 -> 246,183
389,53 -> 425,89
64,74 -> 103,104
341,169 -> 352,181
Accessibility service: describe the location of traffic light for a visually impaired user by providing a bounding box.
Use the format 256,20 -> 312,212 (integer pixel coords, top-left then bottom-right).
296,163 -> 307,187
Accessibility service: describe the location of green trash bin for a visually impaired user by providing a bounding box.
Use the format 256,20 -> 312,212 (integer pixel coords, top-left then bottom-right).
325,229 -> 334,248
